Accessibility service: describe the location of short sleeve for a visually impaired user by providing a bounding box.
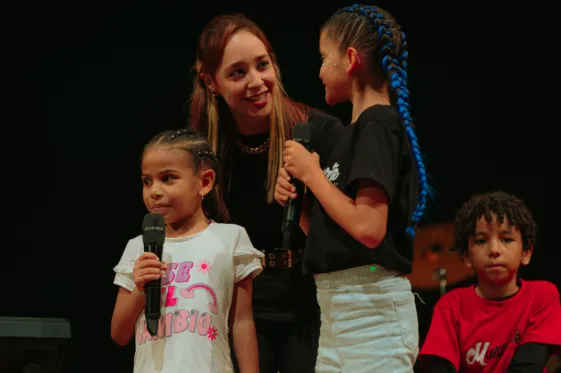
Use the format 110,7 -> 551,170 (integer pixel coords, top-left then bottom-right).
113,237 -> 143,292
308,110 -> 345,168
233,227 -> 264,283
347,114 -> 403,202
419,295 -> 461,371
520,282 -> 561,353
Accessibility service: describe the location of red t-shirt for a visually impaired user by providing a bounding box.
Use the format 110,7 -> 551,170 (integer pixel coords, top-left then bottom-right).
419,280 -> 561,373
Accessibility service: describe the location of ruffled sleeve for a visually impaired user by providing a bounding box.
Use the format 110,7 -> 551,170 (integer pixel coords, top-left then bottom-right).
113,237 -> 142,292
233,227 -> 264,283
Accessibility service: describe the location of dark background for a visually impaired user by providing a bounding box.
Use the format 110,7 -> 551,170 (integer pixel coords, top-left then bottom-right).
12,1 -> 555,372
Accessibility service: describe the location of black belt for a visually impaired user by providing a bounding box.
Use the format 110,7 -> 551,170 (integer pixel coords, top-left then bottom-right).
260,248 -> 303,269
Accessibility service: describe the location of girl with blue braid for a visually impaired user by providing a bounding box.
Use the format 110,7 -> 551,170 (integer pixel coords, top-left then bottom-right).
274,4 -> 428,372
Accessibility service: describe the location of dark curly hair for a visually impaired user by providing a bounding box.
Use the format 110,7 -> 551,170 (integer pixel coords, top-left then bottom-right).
453,191 -> 537,254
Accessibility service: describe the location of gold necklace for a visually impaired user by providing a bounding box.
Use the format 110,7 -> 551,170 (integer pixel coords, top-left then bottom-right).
235,137 -> 270,154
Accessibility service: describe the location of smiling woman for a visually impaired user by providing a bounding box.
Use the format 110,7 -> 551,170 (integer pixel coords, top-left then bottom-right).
188,13 -> 345,373
206,31 -> 276,128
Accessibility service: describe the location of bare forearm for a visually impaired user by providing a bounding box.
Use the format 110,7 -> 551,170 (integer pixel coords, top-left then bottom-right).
305,170 -> 387,248
111,288 -> 145,346
232,319 -> 259,373
305,171 -> 365,244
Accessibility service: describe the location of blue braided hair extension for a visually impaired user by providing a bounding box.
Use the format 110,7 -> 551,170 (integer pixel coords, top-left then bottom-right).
334,4 -> 429,237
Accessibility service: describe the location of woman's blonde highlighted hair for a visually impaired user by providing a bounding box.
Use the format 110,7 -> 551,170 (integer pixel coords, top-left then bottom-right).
189,14 -> 309,220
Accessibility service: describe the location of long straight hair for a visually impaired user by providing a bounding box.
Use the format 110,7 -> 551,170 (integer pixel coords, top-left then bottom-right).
189,14 -> 309,219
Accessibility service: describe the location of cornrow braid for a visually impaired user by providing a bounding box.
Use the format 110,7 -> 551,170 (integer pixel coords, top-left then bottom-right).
168,129 -> 219,164
453,191 -> 537,254
333,4 -> 429,237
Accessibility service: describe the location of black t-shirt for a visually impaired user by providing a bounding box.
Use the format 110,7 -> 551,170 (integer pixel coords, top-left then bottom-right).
225,109 -> 344,324
304,104 -> 419,276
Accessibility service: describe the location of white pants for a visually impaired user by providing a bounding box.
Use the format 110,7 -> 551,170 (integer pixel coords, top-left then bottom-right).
314,264 -> 418,373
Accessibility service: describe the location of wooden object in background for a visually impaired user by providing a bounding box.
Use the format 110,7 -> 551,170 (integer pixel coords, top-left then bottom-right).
408,223 -> 475,290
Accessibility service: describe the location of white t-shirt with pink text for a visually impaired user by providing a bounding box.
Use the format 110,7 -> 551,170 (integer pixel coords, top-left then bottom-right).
113,222 -> 264,373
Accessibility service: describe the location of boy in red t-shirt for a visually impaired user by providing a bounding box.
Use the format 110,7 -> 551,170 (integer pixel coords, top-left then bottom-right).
419,191 -> 561,373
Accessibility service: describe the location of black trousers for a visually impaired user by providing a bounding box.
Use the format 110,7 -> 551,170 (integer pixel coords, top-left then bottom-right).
231,319 -> 319,373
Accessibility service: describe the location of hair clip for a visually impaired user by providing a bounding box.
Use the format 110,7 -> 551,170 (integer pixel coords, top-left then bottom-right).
197,149 -> 217,162
169,129 -> 189,141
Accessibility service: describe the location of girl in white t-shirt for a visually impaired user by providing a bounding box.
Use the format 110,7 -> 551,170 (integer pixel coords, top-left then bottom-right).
111,128 -> 263,373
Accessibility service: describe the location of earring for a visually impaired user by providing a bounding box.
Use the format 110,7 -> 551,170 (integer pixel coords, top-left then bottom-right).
199,191 -> 204,199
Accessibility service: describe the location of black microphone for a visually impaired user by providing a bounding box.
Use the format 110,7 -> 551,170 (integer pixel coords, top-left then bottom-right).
282,122 -> 313,250
142,212 -> 166,336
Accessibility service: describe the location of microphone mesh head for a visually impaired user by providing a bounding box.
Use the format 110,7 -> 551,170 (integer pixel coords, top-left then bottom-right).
142,213 -> 166,245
